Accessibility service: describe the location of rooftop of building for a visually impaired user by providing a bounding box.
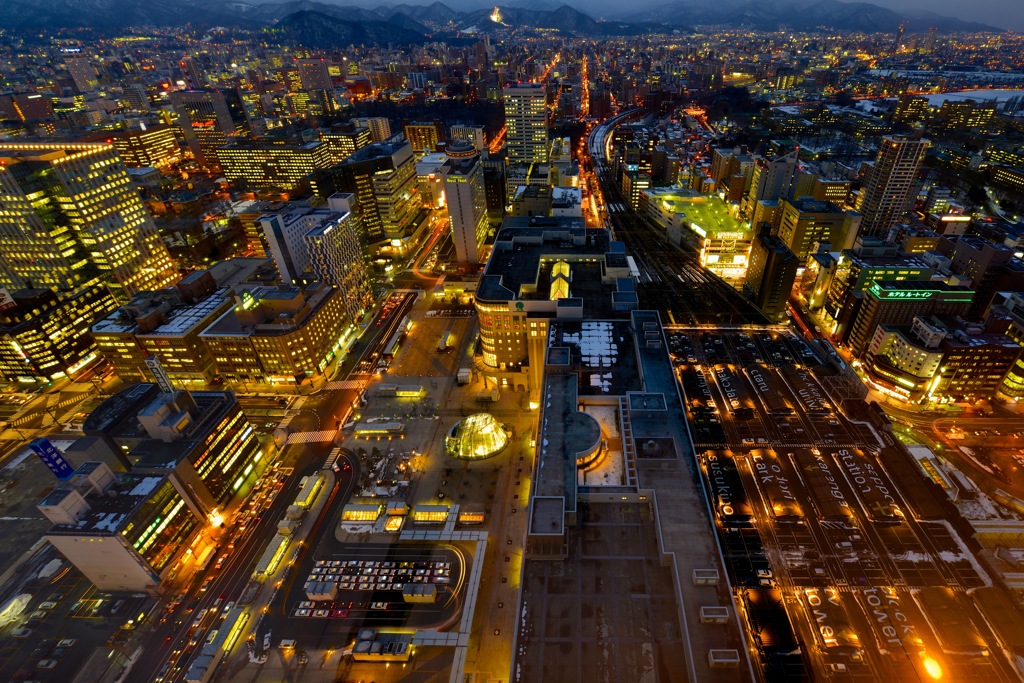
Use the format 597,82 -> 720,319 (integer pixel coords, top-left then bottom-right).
646,190 -> 752,237
220,140 -> 323,152
477,219 -> 624,313
338,136 -> 410,165
784,196 -> 847,214
200,282 -> 333,338
548,320 -> 640,396
129,393 -> 236,469
206,258 -> 276,288
92,290 -> 229,337
551,186 -> 581,208
43,473 -> 170,535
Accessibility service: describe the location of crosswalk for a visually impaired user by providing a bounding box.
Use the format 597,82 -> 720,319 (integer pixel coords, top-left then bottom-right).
286,429 -> 338,444
324,380 -> 362,390
324,447 -> 342,470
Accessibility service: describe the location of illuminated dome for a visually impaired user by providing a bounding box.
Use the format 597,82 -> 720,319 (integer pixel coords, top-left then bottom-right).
445,413 -> 509,460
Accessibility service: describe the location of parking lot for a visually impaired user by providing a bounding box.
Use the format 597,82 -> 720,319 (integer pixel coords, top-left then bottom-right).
669,326 -> 1020,682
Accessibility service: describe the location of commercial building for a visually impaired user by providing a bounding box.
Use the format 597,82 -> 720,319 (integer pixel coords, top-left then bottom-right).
91,271 -> 232,386
319,123 -> 371,163
0,285 -> 118,384
0,142 -> 178,301
84,384 -> 265,509
936,328 -> 1020,400
200,283 -> 350,385
102,125 -> 181,169
865,317 -> 948,400
311,137 -> 420,255
41,464 -> 203,592
450,124 -> 487,153
776,197 -> 860,262
821,237 -> 934,325
48,384 -> 267,590
504,83 -> 548,165
744,230 -> 798,322
442,142 -> 489,264
170,90 -> 250,168
844,280 -> 974,355
403,121 -> 444,157
352,117 -> 391,143
415,152 -> 448,209
474,217 -> 634,395
641,189 -> 753,284
856,136 -> 929,237
218,140 -> 333,190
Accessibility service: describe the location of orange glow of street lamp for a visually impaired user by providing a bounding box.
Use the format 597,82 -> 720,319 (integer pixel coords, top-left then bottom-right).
923,656 -> 942,679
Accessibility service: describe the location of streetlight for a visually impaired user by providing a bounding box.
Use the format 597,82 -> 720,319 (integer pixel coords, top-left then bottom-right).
922,656 -> 942,679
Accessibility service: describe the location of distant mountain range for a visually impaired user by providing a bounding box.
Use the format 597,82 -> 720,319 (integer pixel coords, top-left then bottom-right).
0,0 -> 999,39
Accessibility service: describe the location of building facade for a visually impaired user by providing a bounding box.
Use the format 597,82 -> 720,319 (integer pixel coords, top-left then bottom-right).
0,285 -> 118,384
442,143 -> 489,264
218,141 -> 333,190
503,83 -> 548,165
200,283 -> 349,385
857,136 -> 929,237
0,142 -> 178,301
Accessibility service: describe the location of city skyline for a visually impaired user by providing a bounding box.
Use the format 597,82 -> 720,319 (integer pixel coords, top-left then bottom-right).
2,13 -> 1024,683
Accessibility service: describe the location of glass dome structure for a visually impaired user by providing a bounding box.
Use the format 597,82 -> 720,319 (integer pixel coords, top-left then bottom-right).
445,413 -> 509,460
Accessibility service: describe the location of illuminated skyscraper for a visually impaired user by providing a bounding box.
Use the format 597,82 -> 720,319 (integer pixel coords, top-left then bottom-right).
64,57 -> 97,93
503,83 -> 548,164
170,90 -> 250,168
403,121 -> 444,157
0,142 -> 178,301
442,142 -> 489,264
857,136 -> 929,238
353,117 -> 392,143
297,58 -> 332,91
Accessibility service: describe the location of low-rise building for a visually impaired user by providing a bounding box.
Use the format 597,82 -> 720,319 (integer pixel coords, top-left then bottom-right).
641,189 -> 753,285
91,271 -> 231,387
200,283 -> 349,385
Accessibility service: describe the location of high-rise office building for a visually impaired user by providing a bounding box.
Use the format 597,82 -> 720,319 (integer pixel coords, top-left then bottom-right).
100,124 -> 182,168
0,142 -> 178,300
303,194 -> 372,324
311,137 -> 420,252
403,121 -> 444,157
218,141 -> 333,190
353,117 -> 392,143
744,230 -> 799,323
746,150 -> 798,206
503,83 -> 548,164
170,90 -> 250,168
297,58 -> 332,91
442,142 -> 489,264
856,136 -> 929,237
179,57 -> 207,90
777,197 -> 861,262
0,285 -> 119,384
65,57 -> 97,93
320,123 -> 372,163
